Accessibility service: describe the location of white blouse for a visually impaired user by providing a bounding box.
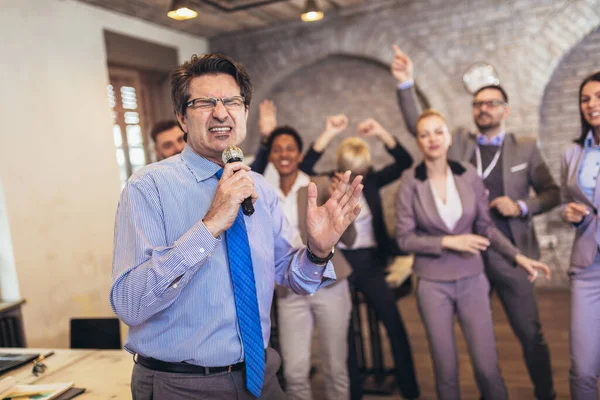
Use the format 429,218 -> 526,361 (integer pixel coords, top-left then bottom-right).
430,168 -> 463,231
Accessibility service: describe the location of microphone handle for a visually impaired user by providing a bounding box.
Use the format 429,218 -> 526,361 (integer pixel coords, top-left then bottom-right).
242,198 -> 255,216
225,156 -> 254,216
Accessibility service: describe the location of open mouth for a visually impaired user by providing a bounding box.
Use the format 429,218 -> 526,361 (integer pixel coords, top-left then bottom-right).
589,111 -> 600,119
208,126 -> 232,134
279,160 -> 291,167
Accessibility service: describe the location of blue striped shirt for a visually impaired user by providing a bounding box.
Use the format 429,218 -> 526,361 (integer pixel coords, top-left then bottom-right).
578,130 -> 600,202
110,145 -> 335,366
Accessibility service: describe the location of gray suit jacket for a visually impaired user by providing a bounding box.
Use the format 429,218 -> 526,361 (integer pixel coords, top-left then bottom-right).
396,161 -> 519,281
276,176 -> 355,297
397,86 -> 560,259
561,142 -> 600,269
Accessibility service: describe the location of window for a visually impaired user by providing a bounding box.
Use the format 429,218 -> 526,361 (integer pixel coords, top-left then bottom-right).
107,68 -> 152,187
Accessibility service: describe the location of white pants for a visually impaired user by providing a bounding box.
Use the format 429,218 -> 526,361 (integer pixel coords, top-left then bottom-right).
277,279 -> 352,400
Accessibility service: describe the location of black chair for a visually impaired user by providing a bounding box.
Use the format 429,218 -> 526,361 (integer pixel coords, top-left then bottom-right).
69,318 -> 121,349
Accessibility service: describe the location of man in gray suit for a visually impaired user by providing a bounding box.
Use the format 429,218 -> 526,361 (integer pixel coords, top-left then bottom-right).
391,46 -> 560,400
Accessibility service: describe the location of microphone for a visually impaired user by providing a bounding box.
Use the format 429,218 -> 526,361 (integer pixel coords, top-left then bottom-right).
222,145 -> 255,216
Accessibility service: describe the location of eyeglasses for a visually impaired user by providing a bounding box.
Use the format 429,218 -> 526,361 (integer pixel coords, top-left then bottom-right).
472,99 -> 507,109
186,96 -> 245,112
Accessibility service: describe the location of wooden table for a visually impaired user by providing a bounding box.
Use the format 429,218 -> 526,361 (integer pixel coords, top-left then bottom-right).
3,348 -> 133,399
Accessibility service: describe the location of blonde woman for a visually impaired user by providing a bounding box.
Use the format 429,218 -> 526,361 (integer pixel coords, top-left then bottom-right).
395,110 -> 551,400
302,118 -> 420,400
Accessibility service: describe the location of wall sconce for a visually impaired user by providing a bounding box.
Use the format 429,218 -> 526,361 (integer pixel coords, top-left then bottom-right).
168,0 -> 199,20
301,0 -> 324,22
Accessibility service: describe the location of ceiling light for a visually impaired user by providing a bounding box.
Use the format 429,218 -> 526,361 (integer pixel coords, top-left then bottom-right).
168,0 -> 198,21
301,0 -> 324,22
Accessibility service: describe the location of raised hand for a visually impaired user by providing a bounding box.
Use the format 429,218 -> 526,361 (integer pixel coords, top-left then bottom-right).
563,202 -> 590,224
306,171 -> 363,258
515,254 -> 551,282
313,114 -> 349,152
203,162 -> 259,238
258,99 -> 277,140
391,44 -> 414,84
324,114 -> 348,137
442,234 -> 490,255
357,118 -> 396,148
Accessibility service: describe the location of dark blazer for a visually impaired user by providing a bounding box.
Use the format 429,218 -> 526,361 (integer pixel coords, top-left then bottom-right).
396,161 -> 519,281
561,142 -> 600,269
396,85 -> 560,259
301,139 -> 413,259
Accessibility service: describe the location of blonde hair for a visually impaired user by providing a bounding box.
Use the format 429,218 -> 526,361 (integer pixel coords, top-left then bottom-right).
337,137 -> 371,173
416,109 -> 447,131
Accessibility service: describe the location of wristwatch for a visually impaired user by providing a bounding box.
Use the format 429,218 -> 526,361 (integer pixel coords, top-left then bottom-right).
306,244 -> 335,265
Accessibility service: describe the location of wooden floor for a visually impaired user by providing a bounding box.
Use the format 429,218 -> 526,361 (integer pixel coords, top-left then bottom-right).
310,289 -> 572,400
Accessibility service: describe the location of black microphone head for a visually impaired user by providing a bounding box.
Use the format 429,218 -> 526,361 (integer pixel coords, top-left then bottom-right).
222,145 -> 244,164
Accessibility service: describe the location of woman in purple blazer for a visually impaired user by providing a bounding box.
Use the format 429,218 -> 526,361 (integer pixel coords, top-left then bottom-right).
395,109 -> 550,400
560,71 -> 600,400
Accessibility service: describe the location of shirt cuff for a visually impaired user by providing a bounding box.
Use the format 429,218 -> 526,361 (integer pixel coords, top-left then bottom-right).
175,219 -> 221,266
397,79 -> 415,90
297,250 -> 337,284
517,200 -> 529,217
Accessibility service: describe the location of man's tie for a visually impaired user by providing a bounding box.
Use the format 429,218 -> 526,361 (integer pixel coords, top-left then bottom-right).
216,168 -> 264,398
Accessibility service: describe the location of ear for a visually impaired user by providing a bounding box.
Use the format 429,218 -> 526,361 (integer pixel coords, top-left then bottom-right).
503,105 -> 511,119
176,112 -> 188,134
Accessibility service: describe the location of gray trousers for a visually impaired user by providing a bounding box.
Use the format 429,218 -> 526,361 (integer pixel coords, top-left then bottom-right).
277,279 -> 351,400
417,273 -> 507,400
484,247 -> 555,399
131,347 -> 286,400
570,254 -> 600,400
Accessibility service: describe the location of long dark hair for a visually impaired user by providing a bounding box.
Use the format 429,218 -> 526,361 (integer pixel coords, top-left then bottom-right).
574,71 -> 600,146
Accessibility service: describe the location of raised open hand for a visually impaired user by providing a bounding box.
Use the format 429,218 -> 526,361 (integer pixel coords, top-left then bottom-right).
306,171 -> 363,257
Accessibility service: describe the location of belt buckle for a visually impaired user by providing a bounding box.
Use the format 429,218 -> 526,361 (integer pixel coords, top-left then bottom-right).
228,365 -> 233,373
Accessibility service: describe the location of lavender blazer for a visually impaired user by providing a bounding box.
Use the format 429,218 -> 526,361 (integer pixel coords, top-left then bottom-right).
561,143 -> 600,269
395,161 -> 520,281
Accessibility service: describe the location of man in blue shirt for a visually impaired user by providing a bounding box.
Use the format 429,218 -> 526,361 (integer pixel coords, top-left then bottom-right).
111,53 -> 364,400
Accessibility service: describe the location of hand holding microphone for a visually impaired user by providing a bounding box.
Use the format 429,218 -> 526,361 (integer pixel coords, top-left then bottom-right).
203,146 -> 258,238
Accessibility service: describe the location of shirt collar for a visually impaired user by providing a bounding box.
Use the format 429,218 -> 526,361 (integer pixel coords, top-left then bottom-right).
181,144 -> 222,182
477,130 -> 506,146
584,130 -> 599,149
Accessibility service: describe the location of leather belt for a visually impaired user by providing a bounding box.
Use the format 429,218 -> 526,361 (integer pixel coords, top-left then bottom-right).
135,354 -> 245,375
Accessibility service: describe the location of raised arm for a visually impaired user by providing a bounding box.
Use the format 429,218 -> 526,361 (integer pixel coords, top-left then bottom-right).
358,118 -> 413,188
249,99 -> 277,174
299,114 -> 348,175
391,45 -> 422,137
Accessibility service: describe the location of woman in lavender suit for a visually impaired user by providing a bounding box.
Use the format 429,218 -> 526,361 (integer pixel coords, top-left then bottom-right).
395,109 -> 551,400
560,71 -> 600,400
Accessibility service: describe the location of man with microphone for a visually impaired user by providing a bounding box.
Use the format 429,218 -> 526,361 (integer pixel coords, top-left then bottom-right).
110,53 -> 364,400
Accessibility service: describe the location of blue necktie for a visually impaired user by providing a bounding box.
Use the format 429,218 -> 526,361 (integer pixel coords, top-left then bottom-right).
216,168 -> 264,398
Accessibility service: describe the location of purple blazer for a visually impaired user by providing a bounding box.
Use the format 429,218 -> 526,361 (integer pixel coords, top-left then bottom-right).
561,142 -> 600,269
395,161 -> 519,281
